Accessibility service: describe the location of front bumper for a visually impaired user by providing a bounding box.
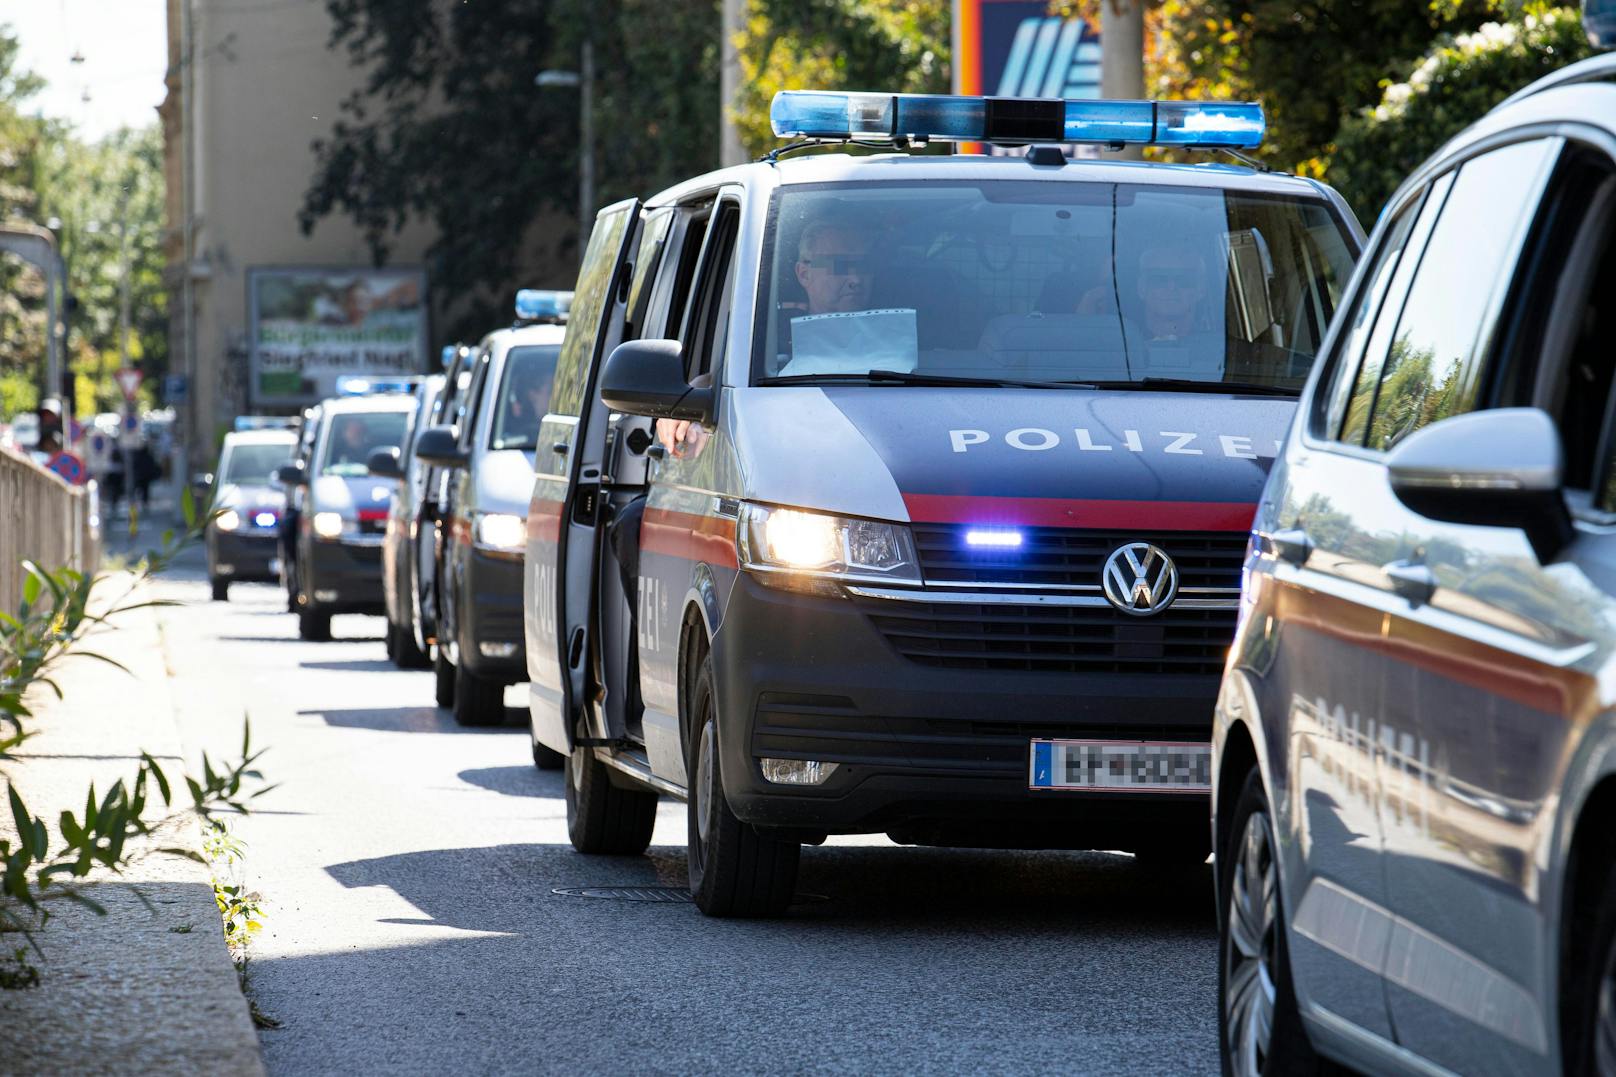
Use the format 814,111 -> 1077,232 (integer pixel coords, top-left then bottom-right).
457,548 -> 525,680
208,527 -> 280,581
303,538 -> 385,614
713,572 -> 1217,847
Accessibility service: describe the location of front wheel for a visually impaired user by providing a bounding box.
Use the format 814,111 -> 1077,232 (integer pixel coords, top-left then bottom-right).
1572,859 -> 1616,1075
1219,768 -> 1320,1077
532,740 -> 565,771
686,655 -> 799,918
452,659 -> 504,727
565,746 -> 656,854
433,644 -> 455,708
210,578 -> 229,602
297,607 -> 331,642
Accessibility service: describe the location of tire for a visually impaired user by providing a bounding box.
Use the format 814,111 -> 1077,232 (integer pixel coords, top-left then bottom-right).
565,745 -> 657,854
433,644 -> 455,708
685,654 -> 799,917
384,620 -> 399,664
1572,859 -> 1616,1075
533,739 -> 565,771
1219,768 -> 1320,1077
451,659 -> 503,726
210,578 -> 229,602
297,607 -> 332,642
394,619 -> 429,669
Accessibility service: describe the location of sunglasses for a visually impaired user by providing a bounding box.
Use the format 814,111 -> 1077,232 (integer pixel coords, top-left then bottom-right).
801,255 -> 873,276
1144,268 -> 1204,290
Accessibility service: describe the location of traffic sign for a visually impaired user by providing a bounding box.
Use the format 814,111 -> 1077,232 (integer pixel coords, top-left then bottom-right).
115,367 -> 143,401
46,450 -> 85,485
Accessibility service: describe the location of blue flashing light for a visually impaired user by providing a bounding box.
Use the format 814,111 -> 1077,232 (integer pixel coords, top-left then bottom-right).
515,289 -> 573,322
964,529 -> 1024,549
769,91 -> 1264,150
441,345 -> 458,368
253,511 -> 277,528
336,376 -> 417,396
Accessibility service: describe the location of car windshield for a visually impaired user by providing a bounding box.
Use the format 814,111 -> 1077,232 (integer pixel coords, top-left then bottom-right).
489,345 -> 561,451
318,411 -> 407,476
754,180 -> 1356,392
221,442 -> 294,484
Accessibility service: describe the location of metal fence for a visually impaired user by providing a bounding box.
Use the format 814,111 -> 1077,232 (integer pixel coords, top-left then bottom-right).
0,447 -> 99,614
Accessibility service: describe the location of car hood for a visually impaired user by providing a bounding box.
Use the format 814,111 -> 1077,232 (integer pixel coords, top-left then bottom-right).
474,449 -> 538,517
216,482 -> 285,514
311,473 -> 396,516
731,386 -> 1296,531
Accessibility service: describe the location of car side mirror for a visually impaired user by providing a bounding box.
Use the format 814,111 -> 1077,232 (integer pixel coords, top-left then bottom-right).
275,463 -> 308,487
367,446 -> 405,480
600,339 -> 713,422
1386,408 -> 1572,563
413,425 -> 468,468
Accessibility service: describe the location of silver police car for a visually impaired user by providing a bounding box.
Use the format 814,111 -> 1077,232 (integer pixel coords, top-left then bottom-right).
1214,51 -> 1616,1076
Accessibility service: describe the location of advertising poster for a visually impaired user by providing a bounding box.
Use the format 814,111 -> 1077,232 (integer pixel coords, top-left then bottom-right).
248,267 -> 429,407
952,0 -> 1100,152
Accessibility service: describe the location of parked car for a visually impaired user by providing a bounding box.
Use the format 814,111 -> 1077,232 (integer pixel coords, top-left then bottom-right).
523,89 -> 1363,915
277,391 -> 414,641
375,374 -> 444,669
205,428 -> 297,601
413,290 -> 569,732
1212,51 -> 1616,1077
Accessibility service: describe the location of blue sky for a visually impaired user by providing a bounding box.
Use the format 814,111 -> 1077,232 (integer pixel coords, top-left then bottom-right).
6,0 -> 168,141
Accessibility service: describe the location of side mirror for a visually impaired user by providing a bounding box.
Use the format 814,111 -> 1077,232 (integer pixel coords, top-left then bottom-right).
600,339 -> 713,421
276,463 -> 309,487
366,446 -> 405,480
1386,408 -> 1572,562
414,425 -> 468,467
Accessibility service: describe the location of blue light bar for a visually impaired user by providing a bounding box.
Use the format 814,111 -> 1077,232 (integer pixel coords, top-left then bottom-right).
515,289 -> 573,322
964,529 -> 1024,549
769,91 -> 1264,150
441,345 -> 458,368
336,376 -> 417,396
253,511 -> 277,528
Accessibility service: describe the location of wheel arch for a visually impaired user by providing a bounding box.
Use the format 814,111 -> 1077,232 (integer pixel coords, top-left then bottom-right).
1557,767 -> 1616,1070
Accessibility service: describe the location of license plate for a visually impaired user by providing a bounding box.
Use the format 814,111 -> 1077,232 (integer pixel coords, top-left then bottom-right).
1029,739 -> 1212,793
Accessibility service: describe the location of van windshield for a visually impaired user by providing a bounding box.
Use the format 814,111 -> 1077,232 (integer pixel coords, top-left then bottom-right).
318,412 -> 407,477
489,345 -> 562,450
754,180 -> 1356,392
221,442 -> 294,484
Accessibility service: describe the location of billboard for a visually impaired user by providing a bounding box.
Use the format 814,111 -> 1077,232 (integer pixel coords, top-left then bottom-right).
953,1 -> 1100,152
247,267 -> 429,407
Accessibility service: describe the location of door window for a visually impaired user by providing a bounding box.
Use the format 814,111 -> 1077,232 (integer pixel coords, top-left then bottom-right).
456,349 -> 491,451
625,209 -> 674,341
549,207 -> 636,420
679,200 -> 740,382
1354,139 -> 1560,452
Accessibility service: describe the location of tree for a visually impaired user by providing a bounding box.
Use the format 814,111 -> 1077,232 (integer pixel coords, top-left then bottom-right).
301,0 -> 721,340
0,26 -> 55,417
1330,6 -> 1591,222
730,0 -> 950,157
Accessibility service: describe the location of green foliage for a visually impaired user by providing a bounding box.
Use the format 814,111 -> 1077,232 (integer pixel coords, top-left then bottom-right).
302,0 -> 720,340
0,501 -> 272,966
203,819 -> 264,952
731,0 -> 950,157
1151,0 -> 1511,175
1330,7 -> 1592,223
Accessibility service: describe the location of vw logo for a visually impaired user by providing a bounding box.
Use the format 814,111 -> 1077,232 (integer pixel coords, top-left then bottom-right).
1101,543 -> 1179,616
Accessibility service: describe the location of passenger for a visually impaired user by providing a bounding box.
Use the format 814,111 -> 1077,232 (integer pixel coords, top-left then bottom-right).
1134,241 -> 1210,343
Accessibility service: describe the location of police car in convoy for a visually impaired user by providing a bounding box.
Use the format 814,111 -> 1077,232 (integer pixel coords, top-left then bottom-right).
524,90 -> 1362,916
205,423 -> 297,601
411,290 -> 570,729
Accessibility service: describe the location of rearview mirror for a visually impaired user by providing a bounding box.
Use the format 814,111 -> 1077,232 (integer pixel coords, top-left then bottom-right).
413,425 -> 467,468
600,339 -> 713,421
275,463 -> 308,487
367,447 -> 405,480
1386,408 -> 1571,562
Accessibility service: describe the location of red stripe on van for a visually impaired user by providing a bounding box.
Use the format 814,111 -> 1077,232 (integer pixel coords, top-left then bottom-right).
641,507 -> 738,569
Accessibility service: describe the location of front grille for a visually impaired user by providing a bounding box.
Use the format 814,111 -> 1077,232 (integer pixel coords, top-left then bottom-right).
912,524 -> 1249,591
857,596 -> 1236,675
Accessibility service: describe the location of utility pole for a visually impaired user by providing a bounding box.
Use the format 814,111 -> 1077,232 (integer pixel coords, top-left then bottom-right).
1100,0 -> 1145,159
536,42 -> 596,264
719,0 -> 746,167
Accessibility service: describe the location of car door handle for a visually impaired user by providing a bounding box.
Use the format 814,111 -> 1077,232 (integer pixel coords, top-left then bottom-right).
1383,560 -> 1437,606
551,442 -> 569,455
1265,527 -> 1313,565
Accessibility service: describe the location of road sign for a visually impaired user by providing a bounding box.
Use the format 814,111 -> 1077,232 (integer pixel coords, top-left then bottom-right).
115,367 -> 143,401
46,450 -> 85,485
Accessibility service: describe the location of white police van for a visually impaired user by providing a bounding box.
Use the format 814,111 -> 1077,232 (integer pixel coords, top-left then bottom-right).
524,90 -> 1364,916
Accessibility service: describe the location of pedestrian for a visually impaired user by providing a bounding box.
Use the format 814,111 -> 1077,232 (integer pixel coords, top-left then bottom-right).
131,442 -> 160,509
102,445 -> 126,515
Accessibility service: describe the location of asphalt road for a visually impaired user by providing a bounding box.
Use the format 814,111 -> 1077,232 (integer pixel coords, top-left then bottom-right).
148,538 -> 1220,1075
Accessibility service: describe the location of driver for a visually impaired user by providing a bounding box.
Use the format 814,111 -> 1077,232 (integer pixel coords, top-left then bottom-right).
331,417 -> 373,468
793,220 -> 877,316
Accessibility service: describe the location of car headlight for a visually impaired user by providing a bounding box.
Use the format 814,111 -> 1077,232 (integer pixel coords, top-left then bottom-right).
312,511 -> 345,539
737,503 -> 920,587
216,509 -> 241,532
475,512 -> 526,551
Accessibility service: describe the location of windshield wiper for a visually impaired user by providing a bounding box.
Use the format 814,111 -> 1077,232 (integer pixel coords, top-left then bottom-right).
758,369 -> 1096,390
1086,377 -> 1298,397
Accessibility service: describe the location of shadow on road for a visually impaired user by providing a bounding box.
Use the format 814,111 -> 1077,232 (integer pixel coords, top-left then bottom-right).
457,765 -> 563,798
299,705 -> 529,736
298,659 -> 400,674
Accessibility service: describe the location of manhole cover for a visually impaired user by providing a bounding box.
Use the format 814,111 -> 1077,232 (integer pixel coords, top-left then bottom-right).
552,886 -> 694,903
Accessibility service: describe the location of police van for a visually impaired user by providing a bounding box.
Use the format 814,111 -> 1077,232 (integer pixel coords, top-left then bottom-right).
524,91 -> 1363,916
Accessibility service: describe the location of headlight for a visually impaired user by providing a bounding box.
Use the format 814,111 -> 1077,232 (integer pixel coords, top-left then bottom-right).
312,512 -> 345,539
738,503 -> 920,586
475,512 -> 526,551
215,509 -> 241,532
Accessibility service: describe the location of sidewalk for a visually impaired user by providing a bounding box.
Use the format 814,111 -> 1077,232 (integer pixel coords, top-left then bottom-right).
0,553 -> 265,1075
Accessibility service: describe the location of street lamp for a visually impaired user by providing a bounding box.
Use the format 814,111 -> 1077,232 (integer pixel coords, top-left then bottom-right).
535,41 -> 595,265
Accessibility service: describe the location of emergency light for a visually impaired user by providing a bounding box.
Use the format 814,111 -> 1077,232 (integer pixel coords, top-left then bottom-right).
964,529 -> 1025,549
769,91 -> 1265,150
515,289 -> 573,323
441,345 -> 458,368
336,376 -> 417,396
